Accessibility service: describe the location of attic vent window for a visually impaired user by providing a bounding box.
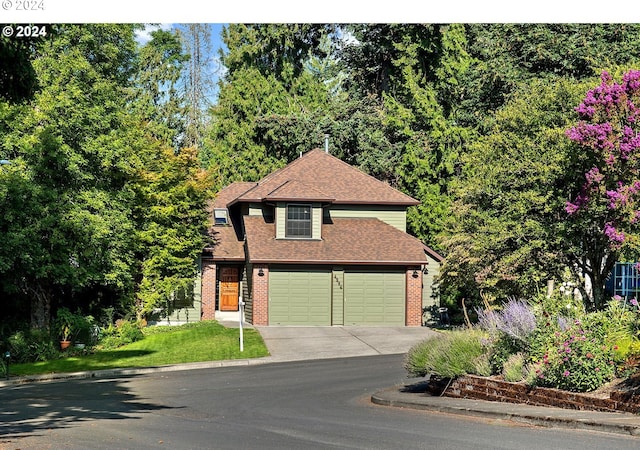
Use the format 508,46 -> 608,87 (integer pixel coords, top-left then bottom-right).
214,208 -> 229,225
286,204 -> 312,238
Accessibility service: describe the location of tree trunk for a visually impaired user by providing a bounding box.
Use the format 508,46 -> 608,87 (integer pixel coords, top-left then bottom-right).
591,273 -> 606,310
590,251 -> 616,310
28,284 -> 52,330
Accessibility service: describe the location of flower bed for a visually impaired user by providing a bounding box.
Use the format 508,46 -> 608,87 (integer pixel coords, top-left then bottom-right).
405,294 -> 640,405
439,374 -> 640,414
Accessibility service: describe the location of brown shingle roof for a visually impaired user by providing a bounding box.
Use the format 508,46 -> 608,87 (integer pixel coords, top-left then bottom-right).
212,181 -> 257,209
205,226 -> 245,261
244,215 -> 427,265
233,149 -> 418,206
264,180 -> 336,203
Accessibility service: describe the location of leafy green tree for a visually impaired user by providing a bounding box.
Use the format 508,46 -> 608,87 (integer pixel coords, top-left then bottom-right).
222,24 -> 334,86
0,24 -> 141,328
439,77 -> 593,303
461,24 -> 640,127
0,34 -> 40,102
0,24 -> 213,328
340,24 -> 473,248
133,145 -> 212,318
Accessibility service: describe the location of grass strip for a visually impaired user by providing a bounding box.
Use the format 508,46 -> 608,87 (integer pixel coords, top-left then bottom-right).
9,321 -> 269,376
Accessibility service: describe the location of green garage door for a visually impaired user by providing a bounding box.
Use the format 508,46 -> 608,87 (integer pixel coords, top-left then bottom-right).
269,267 -> 332,325
344,269 -> 405,325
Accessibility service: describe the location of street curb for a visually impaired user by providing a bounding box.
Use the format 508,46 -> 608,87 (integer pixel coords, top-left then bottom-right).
0,356 -> 275,387
371,386 -> 640,437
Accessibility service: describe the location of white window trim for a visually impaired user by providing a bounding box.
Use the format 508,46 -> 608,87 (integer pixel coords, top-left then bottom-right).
214,208 -> 229,225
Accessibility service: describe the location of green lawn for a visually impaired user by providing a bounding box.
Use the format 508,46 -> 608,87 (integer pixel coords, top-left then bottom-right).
8,321 -> 270,377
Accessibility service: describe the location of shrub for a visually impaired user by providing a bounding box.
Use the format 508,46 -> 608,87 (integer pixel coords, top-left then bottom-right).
404,329 -> 487,378
531,320 -> 616,392
405,338 -> 436,378
588,299 -> 637,339
484,333 -> 522,375
98,320 -> 145,350
53,307 -> 94,344
476,298 -> 537,375
472,352 -> 492,377
503,353 -> 526,382
530,292 -> 585,323
477,298 -> 537,344
610,336 -> 640,377
6,329 -> 59,363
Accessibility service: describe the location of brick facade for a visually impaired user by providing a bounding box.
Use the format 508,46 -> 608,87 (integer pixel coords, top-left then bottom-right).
201,262 -> 424,326
252,264 -> 269,325
406,267 -> 422,326
201,260 -> 216,320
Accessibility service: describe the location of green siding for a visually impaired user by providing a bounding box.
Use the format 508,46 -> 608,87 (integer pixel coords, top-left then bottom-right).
163,258 -> 202,324
343,269 -> 405,325
275,203 -> 286,239
312,204 -> 322,239
332,268 -> 344,325
422,256 -> 441,310
269,267 -> 332,325
326,205 -> 407,231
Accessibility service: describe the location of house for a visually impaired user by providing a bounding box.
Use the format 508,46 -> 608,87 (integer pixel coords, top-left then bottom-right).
606,262 -> 640,300
169,148 -> 442,326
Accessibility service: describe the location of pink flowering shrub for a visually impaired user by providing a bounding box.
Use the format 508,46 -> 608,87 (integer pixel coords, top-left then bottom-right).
530,320 -> 616,392
565,70 -> 640,251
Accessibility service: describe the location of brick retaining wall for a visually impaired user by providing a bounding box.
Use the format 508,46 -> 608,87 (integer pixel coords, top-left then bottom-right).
442,375 -> 640,415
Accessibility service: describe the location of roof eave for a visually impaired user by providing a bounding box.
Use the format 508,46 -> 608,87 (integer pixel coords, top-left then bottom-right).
332,200 -> 420,206
263,197 -> 336,203
423,244 -> 444,262
246,259 -> 426,265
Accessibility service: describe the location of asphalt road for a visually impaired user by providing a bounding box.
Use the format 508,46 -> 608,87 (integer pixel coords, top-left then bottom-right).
2,354 -> 639,449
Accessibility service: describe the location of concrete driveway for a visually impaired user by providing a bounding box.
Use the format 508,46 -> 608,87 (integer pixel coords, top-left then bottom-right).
254,326 -> 440,362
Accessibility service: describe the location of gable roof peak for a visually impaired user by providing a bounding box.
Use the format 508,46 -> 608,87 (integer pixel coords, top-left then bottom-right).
233,148 -> 419,206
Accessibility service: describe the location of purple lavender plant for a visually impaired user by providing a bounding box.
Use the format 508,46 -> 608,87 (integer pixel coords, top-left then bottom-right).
497,298 -> 537,342
556,316 -> 571,331
476,298 -> 536,343
476,308 -> 500,332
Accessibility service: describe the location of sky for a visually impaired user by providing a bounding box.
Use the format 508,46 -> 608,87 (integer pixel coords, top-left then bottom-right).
134,23 -> 227,103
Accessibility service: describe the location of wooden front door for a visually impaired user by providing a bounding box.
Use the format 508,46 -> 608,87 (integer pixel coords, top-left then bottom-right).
220,267 -> 239,311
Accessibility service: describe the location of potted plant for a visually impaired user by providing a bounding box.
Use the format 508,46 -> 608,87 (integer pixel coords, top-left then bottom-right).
54,307 -> 76,350
73,314 -> 95,349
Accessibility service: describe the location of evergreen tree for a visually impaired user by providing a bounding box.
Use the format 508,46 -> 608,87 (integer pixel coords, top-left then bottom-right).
203,24 -> 335,189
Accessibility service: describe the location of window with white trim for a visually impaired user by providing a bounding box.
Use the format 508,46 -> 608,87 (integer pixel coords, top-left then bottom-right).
214,208 -> 229,225
285,204 -> 312,238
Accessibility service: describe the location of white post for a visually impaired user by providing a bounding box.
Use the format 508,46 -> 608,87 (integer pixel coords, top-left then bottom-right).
239,284 -> 244,352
